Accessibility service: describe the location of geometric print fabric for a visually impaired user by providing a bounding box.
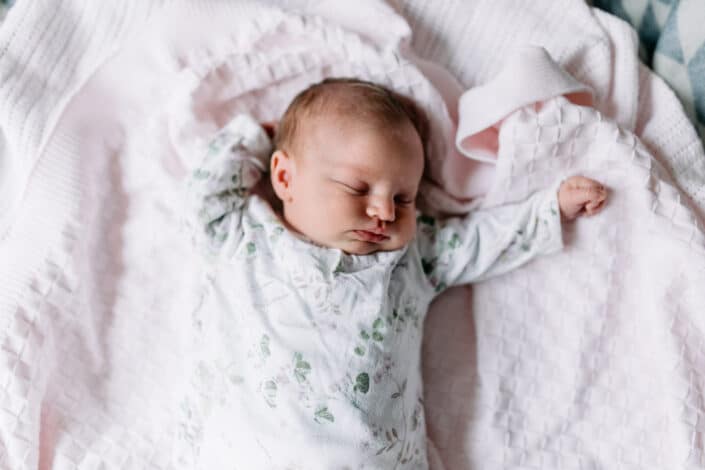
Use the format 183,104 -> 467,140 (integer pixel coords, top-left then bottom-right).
594,0 -> 705,139
0,1 -> 13,24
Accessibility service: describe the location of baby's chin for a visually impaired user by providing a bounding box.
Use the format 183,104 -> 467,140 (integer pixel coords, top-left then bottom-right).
343,243 -> 382,255
341,238 -> 407,255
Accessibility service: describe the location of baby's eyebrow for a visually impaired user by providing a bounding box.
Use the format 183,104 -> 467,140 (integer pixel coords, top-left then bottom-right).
333,164 -> 373,177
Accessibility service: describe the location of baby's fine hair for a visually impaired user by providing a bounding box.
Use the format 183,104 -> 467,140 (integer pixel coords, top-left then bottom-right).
275,77 -> 428,155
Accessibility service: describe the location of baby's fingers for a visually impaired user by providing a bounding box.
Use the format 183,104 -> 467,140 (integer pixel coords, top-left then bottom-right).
578,185 -> 607,217
561,183 -> 600,207
585,198 -> 605,216
572,179 -> 606,201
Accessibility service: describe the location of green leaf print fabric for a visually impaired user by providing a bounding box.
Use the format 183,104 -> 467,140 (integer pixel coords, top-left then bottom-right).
414,184 -> 563,292
183,114 -> 272,259
174,114 -> 564,469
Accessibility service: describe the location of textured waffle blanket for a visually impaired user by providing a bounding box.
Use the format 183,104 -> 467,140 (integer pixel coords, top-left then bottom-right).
1,1 -> 705,469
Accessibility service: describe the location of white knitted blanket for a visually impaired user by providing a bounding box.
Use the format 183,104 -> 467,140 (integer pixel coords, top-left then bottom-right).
1,1 -> 705,469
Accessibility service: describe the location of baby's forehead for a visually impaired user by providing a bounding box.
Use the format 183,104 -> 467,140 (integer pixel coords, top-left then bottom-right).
307,114 -> 419,153
300,118 -> 424,177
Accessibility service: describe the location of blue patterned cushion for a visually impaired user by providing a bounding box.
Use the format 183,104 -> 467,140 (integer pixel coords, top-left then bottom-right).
594,0 -> 705,139
0,0 -> 14,24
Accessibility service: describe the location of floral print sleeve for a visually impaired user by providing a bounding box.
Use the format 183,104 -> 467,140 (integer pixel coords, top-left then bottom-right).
184,114 -> 272,257
416,183 -> 563,293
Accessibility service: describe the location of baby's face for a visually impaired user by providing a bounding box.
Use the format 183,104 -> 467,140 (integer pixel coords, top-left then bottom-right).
276,118 -> 425,255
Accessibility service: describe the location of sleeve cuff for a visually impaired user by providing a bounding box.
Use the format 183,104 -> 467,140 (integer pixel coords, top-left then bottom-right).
538,180 -> 564,255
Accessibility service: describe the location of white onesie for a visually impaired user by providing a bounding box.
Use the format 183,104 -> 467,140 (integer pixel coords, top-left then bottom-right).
174,114 -> 563,469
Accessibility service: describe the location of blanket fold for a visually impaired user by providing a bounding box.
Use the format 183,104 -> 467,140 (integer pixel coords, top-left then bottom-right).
456,46 -> 593,163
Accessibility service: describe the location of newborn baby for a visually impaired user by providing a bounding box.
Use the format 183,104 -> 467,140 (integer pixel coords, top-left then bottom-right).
175,78 -> 606,469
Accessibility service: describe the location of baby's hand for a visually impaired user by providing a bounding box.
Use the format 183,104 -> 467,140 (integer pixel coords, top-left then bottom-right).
558,176 -> 607,221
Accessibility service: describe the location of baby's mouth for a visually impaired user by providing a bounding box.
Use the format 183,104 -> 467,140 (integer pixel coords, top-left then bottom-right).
353,230 -> 390,243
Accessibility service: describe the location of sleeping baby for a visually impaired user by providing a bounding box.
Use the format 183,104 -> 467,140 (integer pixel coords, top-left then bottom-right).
175,78 -> 607,469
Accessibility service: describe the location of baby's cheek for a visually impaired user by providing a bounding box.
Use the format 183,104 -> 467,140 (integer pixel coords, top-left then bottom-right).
329,194 -> 362,224
396,211 -> 416,240
341,196 -> 367,219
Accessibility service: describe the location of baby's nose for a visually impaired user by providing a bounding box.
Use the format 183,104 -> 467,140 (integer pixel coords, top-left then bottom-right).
366,197 -> 395,222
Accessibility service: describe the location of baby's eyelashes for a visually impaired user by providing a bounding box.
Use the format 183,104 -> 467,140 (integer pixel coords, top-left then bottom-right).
334,180 -> 368,195
394,196 -> 414,206
348,185 -> 368,196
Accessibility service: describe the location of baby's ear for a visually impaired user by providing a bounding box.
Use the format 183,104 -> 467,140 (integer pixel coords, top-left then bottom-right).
270,150 -> 294,203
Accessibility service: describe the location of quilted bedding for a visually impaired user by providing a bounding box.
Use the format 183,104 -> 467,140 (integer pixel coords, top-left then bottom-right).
1,1 -> 705,469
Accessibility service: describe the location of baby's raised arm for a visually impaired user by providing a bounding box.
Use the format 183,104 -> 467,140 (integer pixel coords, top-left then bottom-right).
184,114 -> 272,257
416,176 -> 606,293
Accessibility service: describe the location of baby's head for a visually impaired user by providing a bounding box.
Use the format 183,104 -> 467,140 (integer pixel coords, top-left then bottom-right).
270,78 -> 428,255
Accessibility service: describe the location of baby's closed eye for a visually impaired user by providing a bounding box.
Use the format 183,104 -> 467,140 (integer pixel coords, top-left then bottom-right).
333,179 -> 368,195
394,195 -> 414,206
331,177 -> 415,206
